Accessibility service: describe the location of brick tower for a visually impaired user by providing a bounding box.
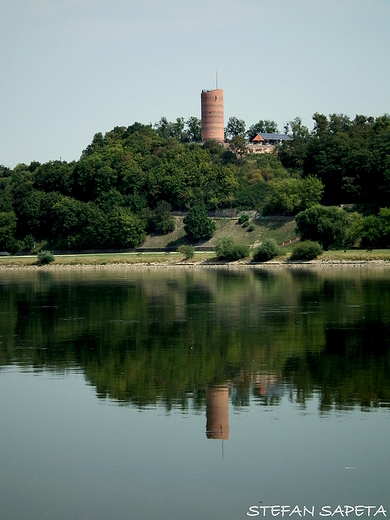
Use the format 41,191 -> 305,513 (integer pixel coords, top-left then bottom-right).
201,89 -> 224,142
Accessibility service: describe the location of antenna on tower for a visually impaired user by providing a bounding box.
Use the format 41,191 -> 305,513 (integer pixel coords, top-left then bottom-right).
216,71 -> 219,90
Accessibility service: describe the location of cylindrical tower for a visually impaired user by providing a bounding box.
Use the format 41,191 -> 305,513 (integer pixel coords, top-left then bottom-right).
201,89 -> 224,142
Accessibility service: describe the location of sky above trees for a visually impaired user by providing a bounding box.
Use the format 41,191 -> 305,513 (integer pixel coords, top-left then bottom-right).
1,0 -> 390,167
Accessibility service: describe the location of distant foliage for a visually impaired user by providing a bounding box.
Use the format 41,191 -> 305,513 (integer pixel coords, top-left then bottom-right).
37,250 -> 55,265
252,239 -> 280,262
178,245 -> 195,259
215,236 -> 249,261
290,241 -> 323,260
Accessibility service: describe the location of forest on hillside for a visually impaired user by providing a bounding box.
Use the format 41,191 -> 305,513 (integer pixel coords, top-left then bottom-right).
0,113 -> 389,252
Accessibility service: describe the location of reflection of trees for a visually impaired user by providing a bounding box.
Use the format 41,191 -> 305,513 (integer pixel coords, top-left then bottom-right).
0,269 -> 390,411
284,320 -> 390,411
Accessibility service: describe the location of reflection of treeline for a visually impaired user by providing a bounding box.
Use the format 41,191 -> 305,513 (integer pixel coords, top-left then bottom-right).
1,270 -> 390,410
284,320 -> 390,411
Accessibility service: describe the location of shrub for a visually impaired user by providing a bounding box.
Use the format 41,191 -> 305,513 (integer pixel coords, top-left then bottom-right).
242,221 -> 249,228
178,245 -> 195,259
37,250 -> 55,265
215,236 -> 249,261
290,241 -> 323,260
239,214 -> 250,224
252,239 -> 280,262
248,224 -> 255,232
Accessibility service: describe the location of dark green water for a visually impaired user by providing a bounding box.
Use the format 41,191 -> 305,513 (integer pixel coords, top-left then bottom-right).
0,268 -> 389,519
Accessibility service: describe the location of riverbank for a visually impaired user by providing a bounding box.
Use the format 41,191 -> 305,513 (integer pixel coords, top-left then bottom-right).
1,250 -> 390,269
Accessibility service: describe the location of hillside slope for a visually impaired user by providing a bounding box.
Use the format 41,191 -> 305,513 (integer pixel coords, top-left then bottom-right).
141,216 -> 297,249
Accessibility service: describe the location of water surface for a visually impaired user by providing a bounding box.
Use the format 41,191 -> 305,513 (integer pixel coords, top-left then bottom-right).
0,268 -> 389,519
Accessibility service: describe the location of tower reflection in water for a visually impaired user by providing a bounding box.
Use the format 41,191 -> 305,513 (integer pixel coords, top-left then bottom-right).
206,386 -> 229,457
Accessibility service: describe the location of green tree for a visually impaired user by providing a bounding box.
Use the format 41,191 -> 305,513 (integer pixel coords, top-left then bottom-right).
267,176 -> 324,214
279,117 -> 310,172
82,132 -> 105,157
296,205 -> 350,250
11,180 -> 44,238
23,234 -> 35,251
229,135 -> 247,159
247,120 -> 278,141
312,113 -> 329,138
185,117 -> 202,142
183,204 -> 216,241
379,207 -> 390,241
346,212 -> 363,246
152,201 -> 175,234
0,165 -> 12,178
360,215 -> 381,248
225,117 -> 246,139
109,208 -> 146,248
154,117 -> 187,142
155,117 -> 175,139
34,160 -> 75,195
300,176 -> 324,209
0,211 -> 17,250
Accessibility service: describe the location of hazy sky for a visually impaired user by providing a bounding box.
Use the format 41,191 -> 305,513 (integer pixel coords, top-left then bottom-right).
1,0 -> 389,168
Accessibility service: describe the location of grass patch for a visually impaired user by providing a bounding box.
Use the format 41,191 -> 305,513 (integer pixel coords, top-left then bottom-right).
0,252 -> 216,267
323,249 -> 390,261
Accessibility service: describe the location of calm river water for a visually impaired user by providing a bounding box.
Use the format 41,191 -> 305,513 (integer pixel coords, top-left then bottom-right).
0,267 -> 389,520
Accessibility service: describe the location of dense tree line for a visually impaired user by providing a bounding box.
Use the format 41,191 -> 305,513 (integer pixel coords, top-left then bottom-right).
0,124 -> 245,251
280,113 -> 390,205
1,111 -> 390,252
